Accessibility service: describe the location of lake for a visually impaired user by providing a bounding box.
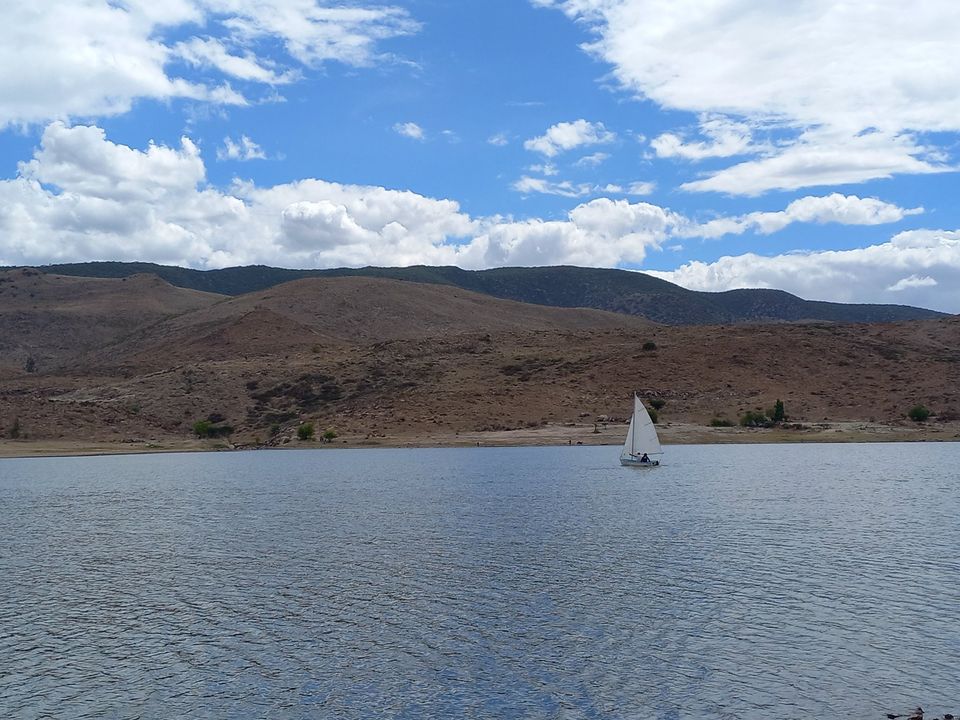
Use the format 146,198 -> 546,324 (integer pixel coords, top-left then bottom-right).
1,443 -> 957,719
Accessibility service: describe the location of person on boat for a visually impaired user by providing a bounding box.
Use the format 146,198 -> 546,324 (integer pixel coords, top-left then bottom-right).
639,453 -> 649,463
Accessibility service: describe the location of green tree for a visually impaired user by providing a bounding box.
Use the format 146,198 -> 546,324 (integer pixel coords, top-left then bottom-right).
322,429 -> 338,443
649,398 -> 666,410
297,422 -> 316,441
771,399 -> 785,423
908,405 -> 931,422
193,420 -> 213,438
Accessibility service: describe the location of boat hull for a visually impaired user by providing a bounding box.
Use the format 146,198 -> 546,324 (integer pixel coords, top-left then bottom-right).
620,458 -> 660,467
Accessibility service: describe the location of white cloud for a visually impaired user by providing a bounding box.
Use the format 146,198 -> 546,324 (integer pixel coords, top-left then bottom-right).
649,230 -> 960,313
887,275 -> 937,292
0,122 -> 672,272
575,152 -> 610,168
536,0 -> 960,193
217,135 -> 267,161
681,129 -> 950,196
626,181 -> 655,196
174,37 -> 297,84
512,176 -> 594,198
524,119 -> 616,157
0,1 -> 417,127
393,122 -> 425,140
487,133 -> 509,147
680,193 -> 923,239
651,115 -> 756,161
527,163 -> 559,176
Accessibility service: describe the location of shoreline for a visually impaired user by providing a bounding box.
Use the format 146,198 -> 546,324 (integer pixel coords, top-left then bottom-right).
1,421 -> 957,459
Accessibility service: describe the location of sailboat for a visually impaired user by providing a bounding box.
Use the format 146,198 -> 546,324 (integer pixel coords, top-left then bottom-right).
620,394 -> 663,467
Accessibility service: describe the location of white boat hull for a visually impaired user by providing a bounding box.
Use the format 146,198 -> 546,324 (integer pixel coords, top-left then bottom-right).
620,457 -> 660,467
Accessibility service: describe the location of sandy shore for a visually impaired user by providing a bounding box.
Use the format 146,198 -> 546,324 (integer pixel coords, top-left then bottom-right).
1,421 -> 957,459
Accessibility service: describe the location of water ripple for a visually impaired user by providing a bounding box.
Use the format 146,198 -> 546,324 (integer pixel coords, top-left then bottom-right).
1,443 -> 958,718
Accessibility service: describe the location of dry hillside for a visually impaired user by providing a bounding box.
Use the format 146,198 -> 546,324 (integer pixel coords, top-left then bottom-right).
0,270 -> 957,448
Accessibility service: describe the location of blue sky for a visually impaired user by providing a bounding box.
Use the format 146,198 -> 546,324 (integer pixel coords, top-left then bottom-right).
1,0 -> 959,312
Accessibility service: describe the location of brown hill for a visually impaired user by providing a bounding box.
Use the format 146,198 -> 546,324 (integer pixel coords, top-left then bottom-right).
0,271 -> 957,449
86,276 -> 652,369
0,269 -> 223,374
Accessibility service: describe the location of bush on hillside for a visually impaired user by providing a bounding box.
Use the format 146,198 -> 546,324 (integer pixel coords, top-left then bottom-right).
908,405 -> 931,422
739,410 -> 772,428
193,419 -> 234,438
297,422 -> 316,441
649,398 -> 666,410
642,341 -> 657,352
647,408 -> 658,424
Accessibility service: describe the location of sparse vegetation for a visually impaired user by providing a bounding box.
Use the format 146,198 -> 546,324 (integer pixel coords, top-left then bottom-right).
649,398 -> 666,410
642,341 -> 657,352
193,419 -> 234,438
739,410 -> 771,428
908,405 -> 931,422
647,408 -> 658,424
710,417 -> 734,427
297,422 -> 316,441
8,418 -> 21,439
322,429 -> 338,443
269,423 -> 281,437
24,356 -> 36,374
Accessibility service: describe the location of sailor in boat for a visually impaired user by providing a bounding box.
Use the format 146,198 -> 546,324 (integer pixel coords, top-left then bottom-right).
639,453 -> 650,463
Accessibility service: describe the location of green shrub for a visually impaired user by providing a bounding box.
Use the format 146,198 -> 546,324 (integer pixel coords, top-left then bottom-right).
647,408 -> 658,424
322,429 -> 338,443
710,417 -> 734,427
908,405 -> 931,422
193,419 -> 233,438
642,341 -> 657,352
8,418 -> 21,439
269,423 -> 281,437
297,422 -> 316,441
739,410 -> 771,428
649,398 -> 666,410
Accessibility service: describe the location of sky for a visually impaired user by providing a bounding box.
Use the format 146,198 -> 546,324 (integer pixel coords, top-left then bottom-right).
1,0 -> 959,312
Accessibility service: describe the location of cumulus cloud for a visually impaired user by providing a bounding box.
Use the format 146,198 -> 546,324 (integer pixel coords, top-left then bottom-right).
217,135 -> 267,161
535,0 -> 960,193
680,193 -> 923,239
4,122 -> 956,310
0,1 -> 417,127
0,122 -> 672,271
524,119 -> 616,157
393,122 -> 425,140
649,230 -> 960,313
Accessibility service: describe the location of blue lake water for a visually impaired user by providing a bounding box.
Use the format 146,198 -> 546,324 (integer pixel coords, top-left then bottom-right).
1,443 -> 958,719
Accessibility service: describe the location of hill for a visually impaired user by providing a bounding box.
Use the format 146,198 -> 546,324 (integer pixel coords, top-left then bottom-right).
22,262 -> 947,325
88,275 -> 651,369
0,268 -> 957,450
0,269 -> 223,374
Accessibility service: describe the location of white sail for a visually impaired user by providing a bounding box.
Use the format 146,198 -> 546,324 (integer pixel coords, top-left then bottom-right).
619,413 -> 637,460
621,394 -> 663,461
